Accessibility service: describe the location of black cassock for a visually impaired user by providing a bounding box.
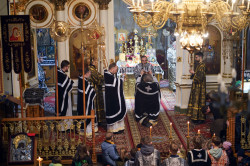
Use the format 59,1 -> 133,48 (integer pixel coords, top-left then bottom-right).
104,70 -> 126,125
134,81 -> 161,121
57,69 -> 74,116
77,76 -> 96,127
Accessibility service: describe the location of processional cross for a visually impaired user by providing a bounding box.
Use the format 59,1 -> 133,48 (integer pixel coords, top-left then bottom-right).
142,27 -> 157,46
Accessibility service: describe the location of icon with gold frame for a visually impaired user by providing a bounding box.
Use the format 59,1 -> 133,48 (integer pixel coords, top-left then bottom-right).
29,4 -> 48,23
73,2 -> 91,21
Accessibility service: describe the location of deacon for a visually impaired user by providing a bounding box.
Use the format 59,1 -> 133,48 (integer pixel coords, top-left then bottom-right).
134,72 -> 161,127
77,67 -> 98,135
104,63 -> 126,134
57,60 -> 74,131
187,52 -> 206,124
134,55 -> 155,79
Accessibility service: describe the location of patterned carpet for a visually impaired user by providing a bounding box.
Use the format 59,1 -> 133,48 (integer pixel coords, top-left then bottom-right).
160,89 -> 213,150
126,99 -> 183,157
44,92 -> 55,116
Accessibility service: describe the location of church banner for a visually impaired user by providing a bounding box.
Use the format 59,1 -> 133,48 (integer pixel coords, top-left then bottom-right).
1,15 -> 32,73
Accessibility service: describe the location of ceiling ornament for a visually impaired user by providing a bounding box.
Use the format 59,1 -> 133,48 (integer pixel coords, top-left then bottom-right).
125,0 -> 249,52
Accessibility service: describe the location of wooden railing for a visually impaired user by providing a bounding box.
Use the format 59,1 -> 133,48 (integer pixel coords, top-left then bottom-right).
1,110 -> 97,164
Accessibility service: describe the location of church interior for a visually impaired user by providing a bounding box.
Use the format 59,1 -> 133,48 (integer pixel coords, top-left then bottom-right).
0,0 -> 249,165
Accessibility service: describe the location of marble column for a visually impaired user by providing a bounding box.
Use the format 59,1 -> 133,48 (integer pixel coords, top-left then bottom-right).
94,0 -> 114,66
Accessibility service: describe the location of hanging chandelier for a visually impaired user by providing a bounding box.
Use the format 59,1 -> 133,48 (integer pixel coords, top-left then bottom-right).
125,0 -> 249,52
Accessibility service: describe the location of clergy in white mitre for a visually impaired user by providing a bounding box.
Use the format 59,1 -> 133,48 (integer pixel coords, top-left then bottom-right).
134,55 -> 155,79
77,67 -> 98,135
104,63 -> 127,134
134,72 -> 161,127
57,60 -> 74,130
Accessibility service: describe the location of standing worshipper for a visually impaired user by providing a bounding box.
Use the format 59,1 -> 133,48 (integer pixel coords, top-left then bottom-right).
134,73 -> 160,127
134,56 -> 155,79
104,63 -> 126,134
89,58 -> 105,125
187,52 -> 206,124
77,67 -> 98,135
57,60 -> 74,130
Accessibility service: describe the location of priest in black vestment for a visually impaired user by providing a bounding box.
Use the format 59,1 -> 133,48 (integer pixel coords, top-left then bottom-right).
77,67 -> 98,135
57,60 -> 74,130
134,72 -> 161,127
104,63 -> 126,134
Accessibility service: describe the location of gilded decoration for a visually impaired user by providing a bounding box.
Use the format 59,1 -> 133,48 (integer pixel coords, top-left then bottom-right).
94,0 -> 112,10
49,0 -> 68,10
29,4 -> 48,24
73,2 -> 92,21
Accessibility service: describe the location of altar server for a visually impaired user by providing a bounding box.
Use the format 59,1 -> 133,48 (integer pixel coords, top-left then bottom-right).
104,63 -> 127,134
77,67 -> 98,135
134,73 -> 161,127
58,60 -> 74,117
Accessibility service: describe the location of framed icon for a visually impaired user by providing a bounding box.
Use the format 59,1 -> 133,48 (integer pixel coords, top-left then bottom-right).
73,3 -> 91,21
29,4 -> 48,23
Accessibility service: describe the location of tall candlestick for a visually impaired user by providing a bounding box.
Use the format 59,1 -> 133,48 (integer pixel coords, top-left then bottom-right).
150,126 -> 152,138
37,157 -> 43,166
187,121 -> 190,137
170,122 -> 172,138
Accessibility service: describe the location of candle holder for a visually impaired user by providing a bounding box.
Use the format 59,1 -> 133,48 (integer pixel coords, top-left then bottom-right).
37,157 -> 43,166
186,135 -> 190,152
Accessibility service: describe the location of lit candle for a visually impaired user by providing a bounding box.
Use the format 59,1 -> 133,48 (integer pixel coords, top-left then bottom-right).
37,157 -> 43,166
198,129 -> 201,135
170,122 -> 172,138
187,121 -> 190,137
150,126 -> 152,138
213,133 -> 216,137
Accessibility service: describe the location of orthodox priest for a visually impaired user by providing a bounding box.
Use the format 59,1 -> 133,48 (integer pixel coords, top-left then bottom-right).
77,67 -> 98,135
135,72 -> 161,127
89,58 -> 105,124
187,52 -> 206,123
58,60 -> 74,130
134,56 -> 155,79
104,63 -> 126,134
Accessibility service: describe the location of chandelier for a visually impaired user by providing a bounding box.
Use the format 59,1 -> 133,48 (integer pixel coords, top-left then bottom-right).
125,0 -> 249,52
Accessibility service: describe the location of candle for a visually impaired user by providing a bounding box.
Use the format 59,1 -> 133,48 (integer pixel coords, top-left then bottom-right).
132,0 -> 135,6
242,0 -> 244,6
170,122 -> 172,138
141,0 -> 144,7
213,133 -> 216,137
137,0 -> 140,7
231,0 -> 236,10
187,121 -> 190,137
37,157 -> 43,166
247,0 -> 249,10
150,126 -> 152,138
151,0 -> 154,10
198,129 -> 200,135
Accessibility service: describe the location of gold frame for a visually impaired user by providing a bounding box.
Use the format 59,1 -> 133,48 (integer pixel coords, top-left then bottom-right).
29,4 -> 48,24
73,2 -> 91,22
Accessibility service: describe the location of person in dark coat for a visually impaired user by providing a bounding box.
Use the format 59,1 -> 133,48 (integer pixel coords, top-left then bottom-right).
101,132 -> 121,166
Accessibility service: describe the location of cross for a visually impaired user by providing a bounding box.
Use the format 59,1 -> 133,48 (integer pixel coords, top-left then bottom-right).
197,153 -> 202,158
142,26 -> 157,44
145,85 -> 152,92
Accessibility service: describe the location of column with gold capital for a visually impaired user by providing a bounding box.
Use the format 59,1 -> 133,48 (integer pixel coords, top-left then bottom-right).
49,0 -> 69,66
94,0 -> 114,65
